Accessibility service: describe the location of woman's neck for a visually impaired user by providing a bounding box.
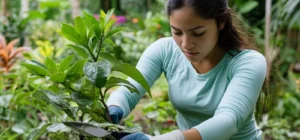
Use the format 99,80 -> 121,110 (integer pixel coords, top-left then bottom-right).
191,46 -> 226,74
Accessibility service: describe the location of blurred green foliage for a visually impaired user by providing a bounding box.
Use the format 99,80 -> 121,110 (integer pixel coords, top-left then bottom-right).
0,0 -> 299,139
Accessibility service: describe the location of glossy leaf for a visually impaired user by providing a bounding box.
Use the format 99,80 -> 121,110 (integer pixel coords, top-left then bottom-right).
47,123 -> 70,132
104,20 -> 116,36
45,57 -> 57,73
27,123 -> 52,140
74,17 -> 87,41
33,90 -> 76,120
60,23 -> 83,45
49,72 -> 66,83
67,44 -> 89,58
94,23 -> 103,40
66,59 -> 87,75
71,92 -> 93,106
83,60 -> 111,88
106,27 -> 126,38
58,55 -> 74,72
104,76 -> 139,95
99,52 -> 119,65
90,112 -> 106,123
83,11 -> 98,28
104,38 -> 116,47
21,60 -> 50,76
112,63 -> 151,98
104,9 -> 115,24
69,77 -> 86,92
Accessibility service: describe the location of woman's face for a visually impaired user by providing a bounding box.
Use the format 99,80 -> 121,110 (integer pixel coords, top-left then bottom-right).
169,6 -> 223,62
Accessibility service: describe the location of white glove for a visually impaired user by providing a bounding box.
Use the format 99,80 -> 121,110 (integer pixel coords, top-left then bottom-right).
146,130 -> 185,140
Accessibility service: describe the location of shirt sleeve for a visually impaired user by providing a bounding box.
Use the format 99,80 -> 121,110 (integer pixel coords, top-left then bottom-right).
193,51 -> 267,140
106,38 -> 169,117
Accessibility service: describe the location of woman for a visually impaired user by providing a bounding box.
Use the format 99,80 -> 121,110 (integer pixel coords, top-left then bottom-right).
107,0 -> 267,139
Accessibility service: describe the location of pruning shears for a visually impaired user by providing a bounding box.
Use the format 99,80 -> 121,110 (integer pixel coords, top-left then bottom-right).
63,122 -> 131,140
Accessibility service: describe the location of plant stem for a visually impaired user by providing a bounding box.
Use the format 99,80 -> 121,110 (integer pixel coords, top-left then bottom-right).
95,38 -> 104,61
84,44 -> 97,62
99,89 -> 111,123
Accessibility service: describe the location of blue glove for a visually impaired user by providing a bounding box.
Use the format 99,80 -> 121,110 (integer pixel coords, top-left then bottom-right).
108,106 -> 124,124
121,132 -> 150,140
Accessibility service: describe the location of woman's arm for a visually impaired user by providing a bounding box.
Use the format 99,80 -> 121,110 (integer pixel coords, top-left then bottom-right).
183,128 -> 202,140
191,51 -> 267,140
107,38 -> 170,118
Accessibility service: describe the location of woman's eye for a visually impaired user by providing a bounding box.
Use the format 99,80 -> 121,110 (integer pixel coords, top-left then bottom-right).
173,32 -> 182,36
194,32 -> 205,36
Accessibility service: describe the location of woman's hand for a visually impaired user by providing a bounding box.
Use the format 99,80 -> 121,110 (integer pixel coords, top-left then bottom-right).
108,106 -> 124,124
121,132 -> 150,140
121,130 -> 185,140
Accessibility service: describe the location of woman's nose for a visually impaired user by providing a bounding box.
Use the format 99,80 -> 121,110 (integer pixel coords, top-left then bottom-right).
182,36 -> 194,50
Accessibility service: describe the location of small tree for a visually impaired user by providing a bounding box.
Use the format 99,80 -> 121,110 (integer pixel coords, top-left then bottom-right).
22,9 -> 151,139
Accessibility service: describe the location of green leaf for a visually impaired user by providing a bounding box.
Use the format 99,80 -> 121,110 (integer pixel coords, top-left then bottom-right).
71,92 -> 93,106
69,77 -> 86,92
33,90 -> 76,120
123,125 -> 143,133
46,123 -> 70,132
90,112 -> 106,123
104,76 -> 140,95
91,101 -> 106,119
106,27 -> 126,37
59,55 -> 74,72
78,105 -> 91,114
60,23 -> 83,45
48,84 -> 60,93
83,11 -> 98,28
74,17 -> 87,41
100,10 -> 106,18
240,1 -> 259,14
104,38 -> 116,47
94,22 -> 103,39
112,63 -> 152,98
83,60 -> 111,88
90,101 -> 107,123
104,9 -> 115,24
66,59 -> 87,75
64,107 -> 77,120
21,60 -> 50,76
87,24 -> 96,38
104,20 -> 116,36
49,72 -> 67,83
67,44 -> 89,58
99,52 -> 119,65
45,57 -> 57,73
27,123 -> 52,140
81,80 -> 96,98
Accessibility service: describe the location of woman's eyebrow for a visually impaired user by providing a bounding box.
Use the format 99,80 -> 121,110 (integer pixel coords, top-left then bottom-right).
171,25 -> 205,31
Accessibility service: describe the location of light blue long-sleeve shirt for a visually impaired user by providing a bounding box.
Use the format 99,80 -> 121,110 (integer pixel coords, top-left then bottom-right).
107,37 -> 266,140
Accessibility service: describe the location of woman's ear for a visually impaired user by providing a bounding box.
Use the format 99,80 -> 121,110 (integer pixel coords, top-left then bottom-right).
219,22 -> 225,30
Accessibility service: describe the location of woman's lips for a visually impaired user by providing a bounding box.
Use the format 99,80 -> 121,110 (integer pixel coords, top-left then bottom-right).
184,51 -> 199,57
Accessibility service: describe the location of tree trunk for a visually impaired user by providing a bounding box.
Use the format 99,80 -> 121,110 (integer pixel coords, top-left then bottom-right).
70,0 -> 80,19
147,0 -> 151,11
21,0 -> 30,47
20,0 -> 29,18
1,0 -> 8,17
100,0 -> 110,12
265,0 -> 272,81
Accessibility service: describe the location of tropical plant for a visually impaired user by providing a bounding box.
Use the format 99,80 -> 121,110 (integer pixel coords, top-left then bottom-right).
21,9 -> 152,139
0,35 -> 30,73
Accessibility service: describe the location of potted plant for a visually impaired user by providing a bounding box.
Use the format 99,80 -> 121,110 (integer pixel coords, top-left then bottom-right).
21,9 -> 151,140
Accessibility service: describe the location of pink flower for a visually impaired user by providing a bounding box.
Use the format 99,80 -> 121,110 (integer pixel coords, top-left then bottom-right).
94,14 -> 99,20
115,16 -> 126,24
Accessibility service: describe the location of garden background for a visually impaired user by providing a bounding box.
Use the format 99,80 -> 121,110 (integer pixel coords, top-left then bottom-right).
0,0 -> 299,139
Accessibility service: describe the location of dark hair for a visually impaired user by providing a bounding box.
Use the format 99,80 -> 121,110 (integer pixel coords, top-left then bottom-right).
167,0 -> 272,120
